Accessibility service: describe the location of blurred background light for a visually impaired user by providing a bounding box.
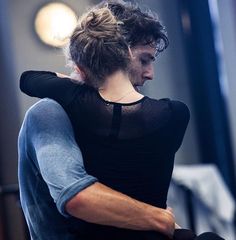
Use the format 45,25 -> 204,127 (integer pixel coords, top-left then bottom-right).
34,2 -> 77,47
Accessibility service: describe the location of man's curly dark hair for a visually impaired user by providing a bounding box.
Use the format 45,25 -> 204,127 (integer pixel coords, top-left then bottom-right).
95,0 -> 169,54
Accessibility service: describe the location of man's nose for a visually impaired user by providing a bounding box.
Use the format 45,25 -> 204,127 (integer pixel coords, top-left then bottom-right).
143,65 -> 154,80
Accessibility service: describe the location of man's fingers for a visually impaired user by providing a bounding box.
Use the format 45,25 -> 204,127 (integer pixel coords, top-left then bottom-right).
166,207 -> 175,217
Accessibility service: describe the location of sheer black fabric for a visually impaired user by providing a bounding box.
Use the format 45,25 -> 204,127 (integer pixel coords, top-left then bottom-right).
20,71 -> 190,240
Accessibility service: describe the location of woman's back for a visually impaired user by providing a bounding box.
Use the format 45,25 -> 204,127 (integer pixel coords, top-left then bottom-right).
66,84 -> 189,205
62,84 -> 190,239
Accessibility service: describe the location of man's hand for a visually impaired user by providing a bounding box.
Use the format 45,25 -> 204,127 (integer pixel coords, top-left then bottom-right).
166,207 -> 182,230
66,182 -> 176,238
156,207 -> 175,238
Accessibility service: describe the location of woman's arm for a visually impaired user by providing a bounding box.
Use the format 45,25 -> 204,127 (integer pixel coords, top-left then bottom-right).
20,71 -> 80,107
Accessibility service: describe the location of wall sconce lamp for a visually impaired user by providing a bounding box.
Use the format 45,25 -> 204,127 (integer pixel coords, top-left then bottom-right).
34,2 -> 77,47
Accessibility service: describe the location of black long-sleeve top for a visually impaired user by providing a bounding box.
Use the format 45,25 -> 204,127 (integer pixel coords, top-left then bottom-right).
20,71 -> 190,240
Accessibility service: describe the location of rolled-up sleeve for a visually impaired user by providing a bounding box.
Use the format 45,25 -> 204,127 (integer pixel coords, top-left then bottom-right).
25,98 -> 98,217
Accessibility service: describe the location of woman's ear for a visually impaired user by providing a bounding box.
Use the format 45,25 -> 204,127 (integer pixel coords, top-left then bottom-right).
75,66 -> 86,80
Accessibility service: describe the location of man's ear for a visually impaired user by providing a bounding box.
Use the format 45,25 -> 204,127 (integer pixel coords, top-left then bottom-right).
128,47 -> 135,60
75,66 -> 86,80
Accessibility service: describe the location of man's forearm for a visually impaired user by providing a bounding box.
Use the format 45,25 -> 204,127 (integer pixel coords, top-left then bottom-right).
66,182 -> 175,238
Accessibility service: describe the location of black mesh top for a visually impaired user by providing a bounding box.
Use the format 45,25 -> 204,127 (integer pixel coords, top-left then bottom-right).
20,71 -> 190,240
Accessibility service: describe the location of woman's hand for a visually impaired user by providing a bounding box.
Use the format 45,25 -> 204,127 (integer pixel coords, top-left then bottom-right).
175,223 -> 182,229
55,72 -> 70,78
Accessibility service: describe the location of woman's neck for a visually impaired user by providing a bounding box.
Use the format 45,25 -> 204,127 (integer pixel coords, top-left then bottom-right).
98,71 -> 143,103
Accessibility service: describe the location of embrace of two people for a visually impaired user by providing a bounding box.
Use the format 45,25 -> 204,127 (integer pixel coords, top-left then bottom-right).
18,1 -> 224,239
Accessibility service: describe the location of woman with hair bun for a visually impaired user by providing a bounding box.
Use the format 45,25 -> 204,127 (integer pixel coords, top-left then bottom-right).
19,3 -> 223,240
67,7 -> 131,89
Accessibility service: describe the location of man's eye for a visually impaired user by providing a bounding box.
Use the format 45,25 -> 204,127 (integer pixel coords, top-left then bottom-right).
140,59 -> 149,65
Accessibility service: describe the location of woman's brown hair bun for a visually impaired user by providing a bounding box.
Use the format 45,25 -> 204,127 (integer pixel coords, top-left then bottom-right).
81,8 -> 121,39
66,7 -> 130,88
